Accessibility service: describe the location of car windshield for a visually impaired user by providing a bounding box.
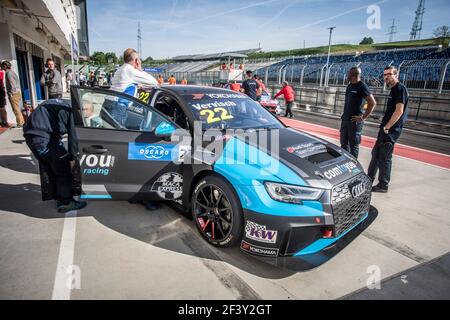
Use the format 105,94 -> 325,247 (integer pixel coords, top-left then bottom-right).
183,92 -> 284,130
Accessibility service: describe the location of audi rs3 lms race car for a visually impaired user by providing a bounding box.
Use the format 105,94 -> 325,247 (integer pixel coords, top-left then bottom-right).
70,84 -> 373,268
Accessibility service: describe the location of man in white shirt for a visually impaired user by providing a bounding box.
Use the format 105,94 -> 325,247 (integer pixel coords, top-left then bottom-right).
108,49 -> 160,211
104,48 -> 157,127
110,48 -> 158,95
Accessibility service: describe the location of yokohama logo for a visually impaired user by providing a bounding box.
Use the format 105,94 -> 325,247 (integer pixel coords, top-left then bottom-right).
240,241 -> 279,257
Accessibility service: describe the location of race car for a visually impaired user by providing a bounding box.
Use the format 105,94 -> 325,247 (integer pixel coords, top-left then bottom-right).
259,90 -> 282,115
70,85 -> 373,266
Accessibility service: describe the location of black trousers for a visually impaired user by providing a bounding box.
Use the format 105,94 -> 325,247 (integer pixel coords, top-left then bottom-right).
49,94 -> 63,99
340,120 -> 363,159
285,101 -> 293,117
368,130 -> 395,188
25,135 -> 74,204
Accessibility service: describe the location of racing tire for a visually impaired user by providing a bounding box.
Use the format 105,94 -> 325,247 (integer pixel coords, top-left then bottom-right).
191,175 -> 244,248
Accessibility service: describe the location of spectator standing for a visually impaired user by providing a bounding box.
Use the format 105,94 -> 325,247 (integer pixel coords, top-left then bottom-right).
368,66 -> 409,193
181,78 -> 188,85
240,70 -> 260,101
0,67 -> 8,127
40,58 -> 63,99
79,72 -> 87,86
1,60 -> 25,127
157,74 -> 164,86
230,81 -> 241,92
88,71 -> 95,87
273,81 -> 295,118
168,75 -> 177,85
254,74 -> 266,101
66,70 -> 73,93
340,67 -> 376,159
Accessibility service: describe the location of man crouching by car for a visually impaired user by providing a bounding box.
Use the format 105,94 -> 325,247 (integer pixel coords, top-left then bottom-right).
23,99 -> 87,213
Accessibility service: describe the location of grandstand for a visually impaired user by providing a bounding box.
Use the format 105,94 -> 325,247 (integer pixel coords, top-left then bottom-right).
144,43 -> 450,92
251,45 -> 450,92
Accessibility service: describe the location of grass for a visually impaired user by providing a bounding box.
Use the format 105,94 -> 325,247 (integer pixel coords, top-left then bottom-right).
247,38 -> 450,60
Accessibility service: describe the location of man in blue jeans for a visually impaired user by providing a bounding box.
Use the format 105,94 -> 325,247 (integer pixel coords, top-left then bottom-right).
340,67 -> 376,159
368,66 -> 409,193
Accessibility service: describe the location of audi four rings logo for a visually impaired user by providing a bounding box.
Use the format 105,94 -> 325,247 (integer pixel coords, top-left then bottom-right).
140,146 -> 170,159
351,181 -> 366,198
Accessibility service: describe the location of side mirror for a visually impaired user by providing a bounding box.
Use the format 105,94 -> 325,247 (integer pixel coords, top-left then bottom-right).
155,121 -> 176,137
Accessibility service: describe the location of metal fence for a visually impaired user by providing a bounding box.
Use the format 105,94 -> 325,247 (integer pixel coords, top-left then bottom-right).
256,59 -> 450,93
145,58 -> 450,93
148,71 -> 220,85
399,59 -> 450,93
266,85 -> 450,123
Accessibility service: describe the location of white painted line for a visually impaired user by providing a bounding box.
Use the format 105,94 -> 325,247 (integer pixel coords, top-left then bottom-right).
51,210 -> 78,300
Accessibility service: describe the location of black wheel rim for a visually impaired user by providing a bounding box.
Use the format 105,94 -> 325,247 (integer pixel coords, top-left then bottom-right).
194,184 -> 233,241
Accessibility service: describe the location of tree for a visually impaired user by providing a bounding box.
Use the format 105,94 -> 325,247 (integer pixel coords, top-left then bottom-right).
89,51 -> 107,65
359,37 -> 374,45
433,25 -> 450,38
104,52 -> 118,64
142,56 -> 154,64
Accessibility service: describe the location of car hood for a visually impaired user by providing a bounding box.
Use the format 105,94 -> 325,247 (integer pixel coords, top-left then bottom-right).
225,127 -> 364,189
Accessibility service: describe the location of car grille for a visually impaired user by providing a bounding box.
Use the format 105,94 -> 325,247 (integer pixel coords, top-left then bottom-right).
331,174 -> 372,237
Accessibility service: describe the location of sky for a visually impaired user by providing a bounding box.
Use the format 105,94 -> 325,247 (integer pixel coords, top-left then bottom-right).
86,0 -> 450,60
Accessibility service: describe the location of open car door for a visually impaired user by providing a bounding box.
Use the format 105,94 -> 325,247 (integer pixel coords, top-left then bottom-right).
70,86 -> 184,203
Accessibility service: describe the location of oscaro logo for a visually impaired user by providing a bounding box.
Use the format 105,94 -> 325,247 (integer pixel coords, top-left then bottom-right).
323,162 -> 357,180
351,181 -> 366,198
140,146 -> 170,159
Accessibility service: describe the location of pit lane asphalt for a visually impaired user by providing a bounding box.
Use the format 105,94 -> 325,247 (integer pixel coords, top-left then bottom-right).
0,127 -> 449,299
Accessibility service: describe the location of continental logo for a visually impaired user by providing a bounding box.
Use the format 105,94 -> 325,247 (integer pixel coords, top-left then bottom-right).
323,161 -> 358,180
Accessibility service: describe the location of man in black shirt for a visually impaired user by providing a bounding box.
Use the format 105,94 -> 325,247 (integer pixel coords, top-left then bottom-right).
340,67 -> 376,159
241,70 -> 260,101
368,66 -> 409,193
23,100 -> 87,213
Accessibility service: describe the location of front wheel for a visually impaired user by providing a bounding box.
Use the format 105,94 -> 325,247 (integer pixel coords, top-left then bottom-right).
191,175 -> 243,247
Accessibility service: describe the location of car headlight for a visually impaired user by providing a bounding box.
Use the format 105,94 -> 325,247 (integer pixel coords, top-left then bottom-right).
264,182 -> 324,204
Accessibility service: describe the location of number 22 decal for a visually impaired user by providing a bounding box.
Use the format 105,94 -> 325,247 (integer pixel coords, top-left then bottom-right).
200,108 -> 234,124
138,91 -> 151,104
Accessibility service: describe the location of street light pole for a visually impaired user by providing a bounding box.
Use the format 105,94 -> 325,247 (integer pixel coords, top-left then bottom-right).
325,27 -> 336,87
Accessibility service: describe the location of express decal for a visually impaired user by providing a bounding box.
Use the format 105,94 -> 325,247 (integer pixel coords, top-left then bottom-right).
128,143 -> 176,161
323,161 -> 358,180
151,172 -> 183,200
80,154 -> 115,176
286,143 -> 326,158
245,221 -> 278,244
240,241 -> 279,257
